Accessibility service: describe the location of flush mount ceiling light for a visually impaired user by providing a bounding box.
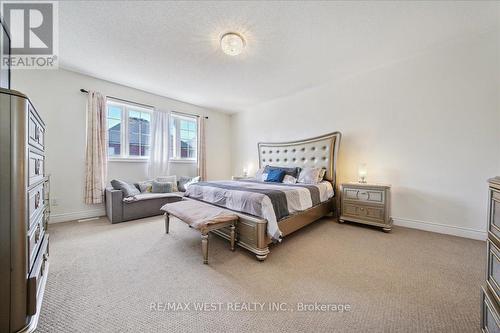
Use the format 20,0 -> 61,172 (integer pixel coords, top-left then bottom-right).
220,32 -> 245,56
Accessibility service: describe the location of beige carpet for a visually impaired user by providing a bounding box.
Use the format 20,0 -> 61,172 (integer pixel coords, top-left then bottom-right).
36,216 -> 485,333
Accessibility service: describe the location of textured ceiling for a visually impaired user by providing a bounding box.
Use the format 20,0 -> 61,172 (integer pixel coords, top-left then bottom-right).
59,1 -> 499,113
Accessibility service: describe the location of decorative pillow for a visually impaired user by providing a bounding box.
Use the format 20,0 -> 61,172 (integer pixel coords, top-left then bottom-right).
264,165 -> 301,179
265,169 -> 286,183
298,168 -> 323,184
134,180 -> 153,193
178,176 -> 200,192
111,179 -> 140,197
282,175 -> 297,184
261,173 -> 268,182
156,175 -> 178,192
317,169 -> 327,182
152,180 -> 173,193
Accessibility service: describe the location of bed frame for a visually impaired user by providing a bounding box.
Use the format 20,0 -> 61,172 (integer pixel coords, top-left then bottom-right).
212,131 -> 342,261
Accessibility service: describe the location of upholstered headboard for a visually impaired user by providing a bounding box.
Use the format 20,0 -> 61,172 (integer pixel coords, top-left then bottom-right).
257,132 -> 341,184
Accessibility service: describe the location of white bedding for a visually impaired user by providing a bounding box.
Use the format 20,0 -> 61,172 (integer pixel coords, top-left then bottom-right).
185,180 -> 334,241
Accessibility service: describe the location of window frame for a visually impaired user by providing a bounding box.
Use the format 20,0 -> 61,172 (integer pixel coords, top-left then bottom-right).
106,99 -> 154,162
169,112 -> 198,163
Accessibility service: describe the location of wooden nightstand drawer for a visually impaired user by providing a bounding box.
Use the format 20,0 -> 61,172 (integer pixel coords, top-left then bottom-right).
343,203 -> 385,223
343,188 -> 384,204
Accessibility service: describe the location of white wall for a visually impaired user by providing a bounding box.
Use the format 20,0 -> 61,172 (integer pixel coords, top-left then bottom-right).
231,31 -> 500,240
12,69 -> 232,222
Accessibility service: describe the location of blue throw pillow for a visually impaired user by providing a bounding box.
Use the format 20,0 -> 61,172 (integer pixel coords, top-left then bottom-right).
263,165 -> 301,178
265,169 -> 286,183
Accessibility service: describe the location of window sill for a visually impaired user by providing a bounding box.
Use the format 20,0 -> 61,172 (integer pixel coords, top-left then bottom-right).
108,157 -> 148,163
169,159 -> 197,164
108,158 -> 197,164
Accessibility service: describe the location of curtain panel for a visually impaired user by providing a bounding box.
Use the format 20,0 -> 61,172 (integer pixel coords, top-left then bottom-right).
198,116 -> 207,180
84,91 -> 108,204
148,110 -> 171,178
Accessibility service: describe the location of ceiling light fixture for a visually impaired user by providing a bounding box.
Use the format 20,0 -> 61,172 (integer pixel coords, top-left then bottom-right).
220,32 -> 245,56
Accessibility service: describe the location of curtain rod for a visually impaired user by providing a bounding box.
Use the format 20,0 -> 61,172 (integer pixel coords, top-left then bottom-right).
80,89 -> 208,119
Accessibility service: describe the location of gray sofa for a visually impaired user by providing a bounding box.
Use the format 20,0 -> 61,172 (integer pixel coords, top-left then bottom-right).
105,187 -> 184,223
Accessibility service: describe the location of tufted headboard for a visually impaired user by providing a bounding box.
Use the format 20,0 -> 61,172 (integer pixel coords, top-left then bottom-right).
258,132 -> 341,185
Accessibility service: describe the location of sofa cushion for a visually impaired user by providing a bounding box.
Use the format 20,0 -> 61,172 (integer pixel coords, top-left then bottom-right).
111,179 -> 140,197
135,180 -> 153,193
152,180 -> 173,193
156,175 -> 178,192
125,192 -> 184,203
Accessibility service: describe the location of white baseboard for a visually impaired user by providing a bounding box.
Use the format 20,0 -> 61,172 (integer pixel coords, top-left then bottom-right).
48,209 -> 487,241
393,217 -> 487,241
49,209 -> 106,224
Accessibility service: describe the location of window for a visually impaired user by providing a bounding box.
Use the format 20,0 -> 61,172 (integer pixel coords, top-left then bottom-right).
106,99 -> 152,159
169,113 -> 198,161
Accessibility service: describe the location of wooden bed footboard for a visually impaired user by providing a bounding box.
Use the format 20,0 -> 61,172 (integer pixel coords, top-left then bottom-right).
212,199 -> 335,261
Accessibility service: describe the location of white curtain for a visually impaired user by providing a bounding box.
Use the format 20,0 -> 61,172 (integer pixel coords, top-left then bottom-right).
197,116 -> 207,180
148,110 -> 170,178
84,91 -> 107,204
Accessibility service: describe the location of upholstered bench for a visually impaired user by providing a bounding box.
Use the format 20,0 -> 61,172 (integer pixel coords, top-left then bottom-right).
161,199 -> 238,264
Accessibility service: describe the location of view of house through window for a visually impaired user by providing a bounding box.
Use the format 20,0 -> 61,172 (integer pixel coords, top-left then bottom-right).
106,99 -> 152,159
169,113 -> 198,161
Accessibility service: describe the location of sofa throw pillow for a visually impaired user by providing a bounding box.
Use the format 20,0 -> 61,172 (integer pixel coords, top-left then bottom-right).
263,165 -> 301,179
111,179 -> 140,197
152,180 -> 173,193
265,169 -> 286,183
134,180 -> 153,193
185,176 -> 200,190
156,175 -> 178,192
297,168 -> 322,184
178,176 -> 200,192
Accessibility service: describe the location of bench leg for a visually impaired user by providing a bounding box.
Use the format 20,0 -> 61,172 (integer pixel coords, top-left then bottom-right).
201,233 -> 209,264
230,224 -> 236,251
165,213 -> 170,234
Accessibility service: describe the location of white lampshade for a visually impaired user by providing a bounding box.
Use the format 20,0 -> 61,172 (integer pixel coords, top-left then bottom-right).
220,32 -> 245,56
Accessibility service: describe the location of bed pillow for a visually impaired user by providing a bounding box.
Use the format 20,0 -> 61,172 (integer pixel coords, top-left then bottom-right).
156,175 -> 178,192
282,175 -> 297,184
265,169 -> 286,183
152,180 -> 173,193
298,168 -> 323,184
111,179 -> 140,197
134,180 -> 153,193
255,167 -> 265,180
263,165 -> 301,179
317,169 -> 327,182
260,173 -> 268,182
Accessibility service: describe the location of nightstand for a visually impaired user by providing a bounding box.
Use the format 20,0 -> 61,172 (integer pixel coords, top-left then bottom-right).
339,182 -> 392,232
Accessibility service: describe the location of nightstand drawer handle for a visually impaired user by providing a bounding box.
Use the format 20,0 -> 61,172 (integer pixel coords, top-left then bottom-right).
358,191 -> 369,200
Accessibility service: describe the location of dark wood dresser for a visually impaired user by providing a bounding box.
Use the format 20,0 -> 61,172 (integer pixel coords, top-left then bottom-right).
0,88 -> 50,332
482,177 -> 500,332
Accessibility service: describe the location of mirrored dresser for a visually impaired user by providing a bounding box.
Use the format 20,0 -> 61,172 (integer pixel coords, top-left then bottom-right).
0,88 -> 50,333
482,177 -> 500,332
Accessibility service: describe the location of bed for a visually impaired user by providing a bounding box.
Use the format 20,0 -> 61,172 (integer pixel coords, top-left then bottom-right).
185,131 -> 341,261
